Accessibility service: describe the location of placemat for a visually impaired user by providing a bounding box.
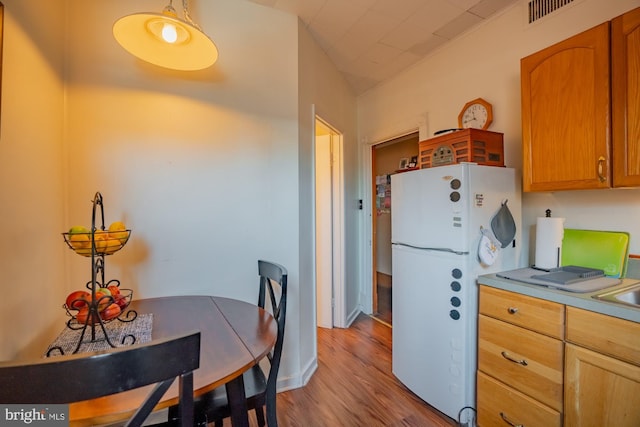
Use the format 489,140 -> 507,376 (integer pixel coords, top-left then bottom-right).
45,314 -> 153,357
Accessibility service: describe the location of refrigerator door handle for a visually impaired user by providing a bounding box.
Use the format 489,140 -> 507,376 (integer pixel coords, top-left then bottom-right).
392,243 -> 469,256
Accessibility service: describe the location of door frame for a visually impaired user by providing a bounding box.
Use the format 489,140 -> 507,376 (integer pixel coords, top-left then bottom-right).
314,113 -> 346,328
362,126 -> 426,316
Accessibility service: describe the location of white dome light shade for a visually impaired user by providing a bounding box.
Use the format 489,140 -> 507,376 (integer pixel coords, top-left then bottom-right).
113,10 -> 218,71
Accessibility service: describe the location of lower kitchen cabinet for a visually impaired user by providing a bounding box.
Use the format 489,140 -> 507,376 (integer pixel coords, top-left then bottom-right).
477,286 -> 564,426
565,306 -> 640,427
478,315 -> 564,411
477,286 -> 640,426
477,371 -> 561,427
565,343 -> 640,427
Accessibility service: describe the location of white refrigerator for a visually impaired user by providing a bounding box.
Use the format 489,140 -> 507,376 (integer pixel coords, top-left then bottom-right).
391,163 -> 521,423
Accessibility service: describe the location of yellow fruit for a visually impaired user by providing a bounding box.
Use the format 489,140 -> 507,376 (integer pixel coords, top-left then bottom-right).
92,230 -> 108,253
75,247 -> 93,257
108,221 -> 129,244
104,238 -> 123,255
69,233 -> 90,250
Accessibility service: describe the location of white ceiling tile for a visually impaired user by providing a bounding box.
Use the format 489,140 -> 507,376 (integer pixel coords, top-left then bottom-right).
249,0 -> 279,6
444,0 -> 484,10
375,51 -> 423,79
370,0 -> 428,21
408,34 -> 449,55
469,0 -> 518,18
433,11 -> 484,39
243,0 -> 520,94
381,1 -> 461,50
343,73 -> 378,94
328,33 -> 374,63
311,0 -> 369,33
349,10 -> 404,43
361,43 -> 404,65
307,21 -> 348,47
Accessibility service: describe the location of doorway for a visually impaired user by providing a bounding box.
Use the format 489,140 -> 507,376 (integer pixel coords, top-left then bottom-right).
315,116 -> 345,329
371,132 -> 419,325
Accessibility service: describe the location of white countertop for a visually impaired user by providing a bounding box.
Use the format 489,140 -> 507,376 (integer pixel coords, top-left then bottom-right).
477,274 -> 640,323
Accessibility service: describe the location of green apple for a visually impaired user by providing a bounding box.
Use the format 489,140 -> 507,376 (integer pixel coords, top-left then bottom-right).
69,225 -> 89,234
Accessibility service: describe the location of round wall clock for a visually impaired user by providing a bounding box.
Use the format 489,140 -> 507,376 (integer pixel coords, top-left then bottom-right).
458,98 -> 493,130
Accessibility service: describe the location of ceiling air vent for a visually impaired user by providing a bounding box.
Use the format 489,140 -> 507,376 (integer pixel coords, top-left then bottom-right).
528,0 -> 575,24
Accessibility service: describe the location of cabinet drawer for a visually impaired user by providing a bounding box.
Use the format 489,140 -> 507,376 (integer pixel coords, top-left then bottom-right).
477,371 -> 561,427
478,315 -> 564,411
566,306 -> 640,365
479,285 -> 564,338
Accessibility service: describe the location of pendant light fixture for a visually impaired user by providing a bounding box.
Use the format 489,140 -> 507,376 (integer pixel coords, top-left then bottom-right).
113,0 -> 218,71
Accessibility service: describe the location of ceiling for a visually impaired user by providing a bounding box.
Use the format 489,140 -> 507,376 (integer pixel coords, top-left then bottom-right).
245,0 -> 521,95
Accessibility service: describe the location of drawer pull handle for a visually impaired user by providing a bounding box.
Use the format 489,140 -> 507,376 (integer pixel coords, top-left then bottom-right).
507,307 -> 518,314
501,351 -> 528,366
597,156 -> 606,182
500,412 -> 524,427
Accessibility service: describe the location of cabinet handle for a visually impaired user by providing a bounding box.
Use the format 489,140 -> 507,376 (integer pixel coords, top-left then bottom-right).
501,351 -> 528,366
507,307 -> 518,314
597,156 -> 606,182
500,412 -> 524,427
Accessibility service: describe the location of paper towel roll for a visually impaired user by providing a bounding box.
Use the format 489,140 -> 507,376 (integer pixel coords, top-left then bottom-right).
535,217 -> 565,269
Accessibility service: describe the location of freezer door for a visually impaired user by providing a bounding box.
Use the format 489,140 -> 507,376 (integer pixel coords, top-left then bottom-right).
391,164 -> 519,256
391,166 -> 470,252
392,244 -> 477,421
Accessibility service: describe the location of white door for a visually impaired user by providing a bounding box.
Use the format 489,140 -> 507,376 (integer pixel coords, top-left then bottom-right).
315,117 -> 345,329
315,133 -> 333,328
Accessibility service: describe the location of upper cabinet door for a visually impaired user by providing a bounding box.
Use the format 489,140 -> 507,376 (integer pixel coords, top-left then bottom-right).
612,8 -> 640,188
521,23 -> 611,192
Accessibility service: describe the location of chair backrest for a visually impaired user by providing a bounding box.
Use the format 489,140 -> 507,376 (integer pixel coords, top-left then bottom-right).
0,331 -> 201,427
257,260 -> 287,390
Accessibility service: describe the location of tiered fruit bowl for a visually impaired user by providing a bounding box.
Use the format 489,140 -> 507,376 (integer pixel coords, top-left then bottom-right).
63,285 -> 134,327
62,226 -> 131,257
54,192 -> 137,355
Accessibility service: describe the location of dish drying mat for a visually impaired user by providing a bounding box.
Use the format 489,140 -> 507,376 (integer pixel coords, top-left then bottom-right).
497,268 -> 621,293
45,314 -> 152,357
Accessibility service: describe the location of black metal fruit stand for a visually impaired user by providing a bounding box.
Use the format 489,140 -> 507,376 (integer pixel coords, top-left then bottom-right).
48,191 -> 136,356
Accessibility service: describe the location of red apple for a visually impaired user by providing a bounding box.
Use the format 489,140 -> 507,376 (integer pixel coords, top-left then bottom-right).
100,303 -> 121,321
76,307 -> 99,325
65,290 -> 90,310
107,285 -> 120,296
88,290 -> 112,311
114,294 -> 129,310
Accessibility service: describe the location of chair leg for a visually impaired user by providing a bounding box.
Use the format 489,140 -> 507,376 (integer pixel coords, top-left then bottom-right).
255,406 -> 266,427
266,393 -> 277,427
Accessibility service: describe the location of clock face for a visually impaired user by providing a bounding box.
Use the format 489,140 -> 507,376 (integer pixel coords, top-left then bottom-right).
461,103 -> 488,129
458,98 -> 493,130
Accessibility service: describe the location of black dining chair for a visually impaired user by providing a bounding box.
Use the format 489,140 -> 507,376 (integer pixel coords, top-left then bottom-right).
187,260 -> 288,427
0,331 -> 201,427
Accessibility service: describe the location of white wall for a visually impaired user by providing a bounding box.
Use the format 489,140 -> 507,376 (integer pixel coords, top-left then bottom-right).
358,0 -> 640,267
0,1 -> 67,360
0,0 -> 360,394
298,18 -> 359,382
62,0 -> 304,380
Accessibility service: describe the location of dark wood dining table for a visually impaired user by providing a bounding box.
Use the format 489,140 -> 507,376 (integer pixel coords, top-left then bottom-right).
68,295 -> 277,427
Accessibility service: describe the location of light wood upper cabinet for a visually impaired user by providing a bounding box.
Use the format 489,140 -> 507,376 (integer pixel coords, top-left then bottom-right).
612,7 -> 640,187
521,7 -> 640,191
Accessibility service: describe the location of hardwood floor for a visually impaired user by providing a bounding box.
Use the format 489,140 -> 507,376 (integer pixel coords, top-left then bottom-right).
374,272 -> 392,325
218,313 -> 457,427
